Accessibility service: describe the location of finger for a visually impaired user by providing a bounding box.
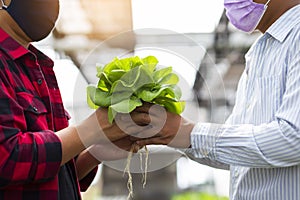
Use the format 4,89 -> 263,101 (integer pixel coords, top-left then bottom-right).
131,126 -> 160,139
130,111 -> 166,127
134,103 -> 165,116
148,104 -> 167,118
133,102 -> 153,113
134,105 -> 167,126
112,137 -> 143,153
116,113 -> 131,122
125,124 -> 151,136
132,143 -> 142,153
130,112 -> 151,125
136,138 -> 166,146
113,136 -> 131,147
114,116 -> 148,136
117,112 -> 151,126
129,136 -> 140,142
120,106 -> 166,125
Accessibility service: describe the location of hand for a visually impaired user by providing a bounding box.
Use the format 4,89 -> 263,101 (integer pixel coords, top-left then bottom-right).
88,136 -> 140,162
127,103 -> 195,148
75,136 -> 140,180
58,107 -> 147,166
76,107 -> 147,146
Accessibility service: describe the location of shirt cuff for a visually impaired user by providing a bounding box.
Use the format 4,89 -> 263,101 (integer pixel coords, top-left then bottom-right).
34,130 -> 62,181
186,123 -> 222,161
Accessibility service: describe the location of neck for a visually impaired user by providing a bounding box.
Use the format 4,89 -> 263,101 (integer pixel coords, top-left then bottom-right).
257,1 -> 300,33
0,11 -> 31,48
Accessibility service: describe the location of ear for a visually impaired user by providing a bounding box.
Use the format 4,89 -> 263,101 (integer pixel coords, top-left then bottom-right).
1,0 -> 11,8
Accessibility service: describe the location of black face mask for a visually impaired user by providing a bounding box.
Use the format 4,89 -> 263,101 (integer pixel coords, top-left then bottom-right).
2,0 -> 59,41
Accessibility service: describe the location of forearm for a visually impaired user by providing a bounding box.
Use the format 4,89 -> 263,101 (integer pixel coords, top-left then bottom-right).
75,149 -> 100,180
56,110 -> 109,166
191,119 -> 300,168
56,125 -> 87,166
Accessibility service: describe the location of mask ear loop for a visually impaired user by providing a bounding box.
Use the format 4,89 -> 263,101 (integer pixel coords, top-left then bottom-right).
265,0 -> 271,8
0,0 -> 8,9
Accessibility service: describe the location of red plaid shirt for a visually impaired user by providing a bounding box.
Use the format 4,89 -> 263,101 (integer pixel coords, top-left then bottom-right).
0,28 -> 96,199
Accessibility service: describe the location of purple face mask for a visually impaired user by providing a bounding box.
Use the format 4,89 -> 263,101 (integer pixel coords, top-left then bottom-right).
224,0 -> 271,32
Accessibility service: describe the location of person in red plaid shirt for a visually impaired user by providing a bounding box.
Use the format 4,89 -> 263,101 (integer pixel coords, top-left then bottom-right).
0,0 -> 142,199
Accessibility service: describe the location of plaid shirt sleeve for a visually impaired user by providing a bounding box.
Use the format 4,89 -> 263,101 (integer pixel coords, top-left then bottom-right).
0,61 -> 62,187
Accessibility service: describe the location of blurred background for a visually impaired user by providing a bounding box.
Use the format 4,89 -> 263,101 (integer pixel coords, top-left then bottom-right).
34,0 -> 262,199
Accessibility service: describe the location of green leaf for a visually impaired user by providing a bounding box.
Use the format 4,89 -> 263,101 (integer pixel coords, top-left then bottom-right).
126,56 -> 144,69
108,97 -> 143,122
172,192 -> 229,200
103,56 -> 144,75
159,73 -> 179,85
111,65 -> 154,92
97,72 -> 112,92
111,90 -> 133,105
108,106 -> 117,124
142,56 -> 159,72
86,55 -> 186,122
107,69 -> 126,83
87,86 -> 111,107
87,90 -> 99,109
96,65 -> 104,77
154,97 -> 186,114
137,85 -> 177,102
111,96 -> 142,113
153,67 -> 172,83
103,57 -> 122,74
170,85 -> 182,100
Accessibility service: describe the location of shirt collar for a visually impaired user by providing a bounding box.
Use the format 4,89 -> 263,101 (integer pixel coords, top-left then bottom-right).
0,28 -> 29,60
0,28 -> 54,67
266,4 -> 300,43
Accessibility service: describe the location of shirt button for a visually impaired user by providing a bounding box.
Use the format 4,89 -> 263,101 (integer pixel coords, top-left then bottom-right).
203,150 -> 208,157
246,103 -> 251,109
235,171 -> 239,177
33,106 -> 38,112
37,79 -> 43,85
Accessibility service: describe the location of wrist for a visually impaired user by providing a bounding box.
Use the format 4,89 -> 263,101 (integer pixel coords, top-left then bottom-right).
178,119 -> 195,148
75,116 -> 105,147
76,149 -> 100,180
82,149 -> 101,166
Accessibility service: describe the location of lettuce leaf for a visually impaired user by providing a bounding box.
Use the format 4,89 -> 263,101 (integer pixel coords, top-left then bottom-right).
87,55 -> 185,123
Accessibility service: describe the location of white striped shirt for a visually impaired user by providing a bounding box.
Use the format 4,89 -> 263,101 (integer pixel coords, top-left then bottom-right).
186,5 -> 300,200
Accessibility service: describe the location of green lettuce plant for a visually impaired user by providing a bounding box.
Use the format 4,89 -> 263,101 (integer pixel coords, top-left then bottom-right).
87,55 -> 185,123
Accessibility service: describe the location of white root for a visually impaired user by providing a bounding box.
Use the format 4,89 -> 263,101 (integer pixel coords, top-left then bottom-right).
141,146 -> 149,188
124,145 -> 150,200
124,145 -> 135,200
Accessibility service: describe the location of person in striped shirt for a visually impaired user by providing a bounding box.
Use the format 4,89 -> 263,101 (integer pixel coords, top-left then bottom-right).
132,0 -> 300,199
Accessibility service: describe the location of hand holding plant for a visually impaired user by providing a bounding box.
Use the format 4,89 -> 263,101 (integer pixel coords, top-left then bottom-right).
86,55 -> 186,199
